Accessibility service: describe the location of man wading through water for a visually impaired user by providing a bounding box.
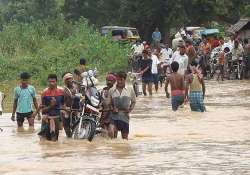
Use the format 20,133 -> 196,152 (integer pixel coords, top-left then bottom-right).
185,61 -> 206,112
108,71 -> 136,140
139,49 -> 153,96
165,62 -> 185,111
39,74 -> 64,141
99,73 -> 116,135
11,72 -> 40,128
62,72 -> 77,138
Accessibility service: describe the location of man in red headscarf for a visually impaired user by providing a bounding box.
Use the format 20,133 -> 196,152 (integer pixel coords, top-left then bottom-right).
99,73 -> 116,134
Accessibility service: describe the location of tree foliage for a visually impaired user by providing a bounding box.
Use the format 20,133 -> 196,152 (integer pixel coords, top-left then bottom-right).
62,0 -> 249,40
0,0 -> 248,40
0,0 -> 249,83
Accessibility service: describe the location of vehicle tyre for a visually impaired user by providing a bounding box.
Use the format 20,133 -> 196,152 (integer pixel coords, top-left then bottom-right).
72,119 -> 96,142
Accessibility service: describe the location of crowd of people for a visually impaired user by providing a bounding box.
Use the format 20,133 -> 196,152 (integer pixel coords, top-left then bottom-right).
1,27 -> 250,143
133,28 -> 250,80
6,58 -> 136,142
132,41 -> 205,112
131,27 -> 250,111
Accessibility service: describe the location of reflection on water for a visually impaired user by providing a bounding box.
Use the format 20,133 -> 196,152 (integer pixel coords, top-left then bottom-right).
1,80 -> 250,175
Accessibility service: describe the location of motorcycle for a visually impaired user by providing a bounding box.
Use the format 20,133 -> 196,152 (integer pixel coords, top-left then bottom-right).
208,46 -> 221,79
67,69 -> 102,141
228,57 -> 244,80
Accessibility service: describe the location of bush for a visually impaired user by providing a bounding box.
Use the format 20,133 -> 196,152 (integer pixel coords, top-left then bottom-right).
0,17 -> 130,85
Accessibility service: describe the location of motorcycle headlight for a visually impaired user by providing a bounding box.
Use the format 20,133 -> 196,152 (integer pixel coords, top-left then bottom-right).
90,96 -> 100,107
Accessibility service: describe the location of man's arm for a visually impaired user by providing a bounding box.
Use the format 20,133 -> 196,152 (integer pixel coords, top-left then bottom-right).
185,76 -> 190,100
139,66 -> 149,75
11,88 -> 18,120
181,75 -> 185,91
152,32 -> 155,40
12,99 -> 17,120
165,77 -> 170,98
32,98 -> 40,118
107,89 -> 115,112
41,96 -> 52,114
201,78 -> 206,99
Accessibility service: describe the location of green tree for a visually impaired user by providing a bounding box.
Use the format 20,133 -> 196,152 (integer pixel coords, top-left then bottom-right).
0,0 -> 59,24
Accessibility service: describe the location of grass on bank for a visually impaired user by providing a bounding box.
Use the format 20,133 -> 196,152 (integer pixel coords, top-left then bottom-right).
0,17 -> 130,112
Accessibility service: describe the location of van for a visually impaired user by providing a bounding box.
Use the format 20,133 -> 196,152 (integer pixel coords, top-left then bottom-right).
101,26 -> 140,42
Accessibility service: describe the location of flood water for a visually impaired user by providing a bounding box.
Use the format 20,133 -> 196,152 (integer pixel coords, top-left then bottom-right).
1,80 -> 250,175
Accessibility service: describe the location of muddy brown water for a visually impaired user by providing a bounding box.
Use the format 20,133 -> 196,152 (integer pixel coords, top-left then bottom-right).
0,80 -> 250,175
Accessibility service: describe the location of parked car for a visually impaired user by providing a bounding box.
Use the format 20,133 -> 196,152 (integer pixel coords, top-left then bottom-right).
100,26 -> 140,42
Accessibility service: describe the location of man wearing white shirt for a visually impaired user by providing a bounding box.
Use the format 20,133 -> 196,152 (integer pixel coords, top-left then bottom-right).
149,49 -> 160,92
172,45 -> 189,76
132,40 -> 144,56
160,43 -> 173,65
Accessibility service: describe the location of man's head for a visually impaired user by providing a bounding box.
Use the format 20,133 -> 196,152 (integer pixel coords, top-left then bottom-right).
165,43 -> 169,48
62,72 -> 73,87
20,72 -> 31,87
47,74 -> 58,89
116,71 -> 127,89
155,27 -> 159,32
185,39 -> 192,47
106,73 -> 116,88
142,49 -> 149,59
80,58 -> 86,66
190,60 -> 198,67
179,44 -> 186,55
147,48 -> 152,56
171,61 -> 179,73
154,48 -> 161,56
202,37 -> 208,44
190,60 -> 199,73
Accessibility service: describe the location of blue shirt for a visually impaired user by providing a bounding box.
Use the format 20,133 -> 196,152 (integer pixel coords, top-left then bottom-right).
152,31 -> 161,41
14,85 -> 36,113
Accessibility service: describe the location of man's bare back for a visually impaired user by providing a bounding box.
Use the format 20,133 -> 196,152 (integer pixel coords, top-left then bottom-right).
165,72 -> 185,98
167,73 -> 184,91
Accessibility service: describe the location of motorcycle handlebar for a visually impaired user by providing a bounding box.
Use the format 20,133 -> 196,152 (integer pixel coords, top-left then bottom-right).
57,108 -> 82,112
72,80 -> 86,87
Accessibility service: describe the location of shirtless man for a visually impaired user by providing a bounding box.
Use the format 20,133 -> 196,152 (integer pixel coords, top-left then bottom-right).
185,60 -> 206,112
165,61 -> 185,111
